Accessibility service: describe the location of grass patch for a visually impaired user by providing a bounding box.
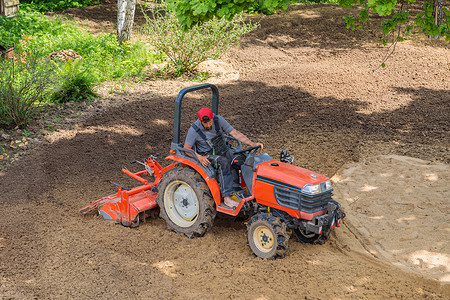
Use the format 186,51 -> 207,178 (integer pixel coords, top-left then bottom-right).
0,8 -> 162,127
20,0 -> 99,13
0,8 -> 161,83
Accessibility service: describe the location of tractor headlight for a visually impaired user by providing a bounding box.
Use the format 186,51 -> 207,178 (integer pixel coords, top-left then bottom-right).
302,180 -> 332,195
302,184 -> 321,195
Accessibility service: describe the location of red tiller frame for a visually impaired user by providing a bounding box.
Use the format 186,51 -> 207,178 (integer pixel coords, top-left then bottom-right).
79,157 -> 177,226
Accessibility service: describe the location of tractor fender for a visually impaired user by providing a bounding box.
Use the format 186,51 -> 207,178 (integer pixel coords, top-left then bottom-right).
165,155 -> 222,206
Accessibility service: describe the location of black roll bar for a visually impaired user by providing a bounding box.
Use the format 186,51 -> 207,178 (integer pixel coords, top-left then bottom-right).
172,83 -> 219,145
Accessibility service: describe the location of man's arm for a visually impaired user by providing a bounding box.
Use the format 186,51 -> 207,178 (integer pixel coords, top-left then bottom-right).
183,142 -> 211,167
229,129 -> 263,150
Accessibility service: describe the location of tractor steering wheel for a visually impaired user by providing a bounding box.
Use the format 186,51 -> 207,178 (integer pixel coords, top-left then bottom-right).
232,145 -> 261,156
224,135 -> 242,151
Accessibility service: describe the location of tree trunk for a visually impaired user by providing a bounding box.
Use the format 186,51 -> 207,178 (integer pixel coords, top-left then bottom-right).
433,0 -> 444,26
117,0 -> 136,45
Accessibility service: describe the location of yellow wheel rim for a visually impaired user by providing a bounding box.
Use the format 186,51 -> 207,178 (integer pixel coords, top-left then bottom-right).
253,225 -> 275,253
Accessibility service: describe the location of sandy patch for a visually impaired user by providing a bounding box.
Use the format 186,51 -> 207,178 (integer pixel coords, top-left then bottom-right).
333,155 -> 450,282
197,59 -> 240,84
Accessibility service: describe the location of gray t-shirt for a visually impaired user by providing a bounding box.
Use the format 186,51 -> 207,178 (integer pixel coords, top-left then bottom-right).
185,114 -> 234,153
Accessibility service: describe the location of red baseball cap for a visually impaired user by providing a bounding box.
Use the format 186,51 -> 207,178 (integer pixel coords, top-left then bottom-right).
198,107 -> 213,122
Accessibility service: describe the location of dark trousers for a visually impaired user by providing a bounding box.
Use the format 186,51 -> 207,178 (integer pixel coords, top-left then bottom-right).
208,155 -> 234,198
208,152 -> 245,198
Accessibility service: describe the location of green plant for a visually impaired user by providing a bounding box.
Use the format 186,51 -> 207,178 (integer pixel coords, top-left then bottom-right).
193,71 -> 211,82
1,9 -> 161,86
52,72 -> 99,103
22,129 -> 32,137
0,50 -> 63,128
0,7 -> 64,46
295,0 -> 339,4
168,0 -> 449,45
142,2 -> 257,76
51,60 -> 99,103
20,0 -> 99,12
167,0 -> 288,29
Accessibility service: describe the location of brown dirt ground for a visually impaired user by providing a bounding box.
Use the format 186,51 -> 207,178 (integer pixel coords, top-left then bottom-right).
1,2 -> 449,299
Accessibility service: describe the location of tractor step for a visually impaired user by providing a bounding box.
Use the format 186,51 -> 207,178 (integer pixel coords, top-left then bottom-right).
217,202 -> 243,216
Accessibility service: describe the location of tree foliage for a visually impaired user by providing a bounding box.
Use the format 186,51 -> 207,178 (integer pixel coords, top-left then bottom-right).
169,0 -> 449,42
167,0 -> 291,29
20,0 -> 98,12
142,2 -> 257,75
340,0 -> 449,43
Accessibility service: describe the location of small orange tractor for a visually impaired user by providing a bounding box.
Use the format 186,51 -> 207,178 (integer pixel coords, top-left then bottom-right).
80,83 -> 345,259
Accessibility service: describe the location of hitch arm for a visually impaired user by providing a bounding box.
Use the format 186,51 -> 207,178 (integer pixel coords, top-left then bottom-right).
122,168 -> 148,184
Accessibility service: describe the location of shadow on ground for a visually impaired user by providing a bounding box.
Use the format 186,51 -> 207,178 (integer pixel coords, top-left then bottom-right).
1,81 -> 448,206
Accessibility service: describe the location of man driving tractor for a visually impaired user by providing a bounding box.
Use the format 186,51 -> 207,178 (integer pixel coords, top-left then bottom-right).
183,107 -> 263,208
80,84 -> 346,259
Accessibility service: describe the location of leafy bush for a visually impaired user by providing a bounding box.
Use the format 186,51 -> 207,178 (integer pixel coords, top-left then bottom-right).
296,0 -> 339,4
0,50 -> 63,128
51,60 -> 98,103
21,0 -> 99,12
0,8 -> 60,46
142,3 -> 258,76
0,9 -> 160,83
167,0 -> 286,29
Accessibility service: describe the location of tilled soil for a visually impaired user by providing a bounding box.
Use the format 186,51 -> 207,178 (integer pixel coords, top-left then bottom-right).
1,2 -> 449,299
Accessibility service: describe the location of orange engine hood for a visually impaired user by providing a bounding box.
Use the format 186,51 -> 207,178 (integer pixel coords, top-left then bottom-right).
255,160 -> 329,190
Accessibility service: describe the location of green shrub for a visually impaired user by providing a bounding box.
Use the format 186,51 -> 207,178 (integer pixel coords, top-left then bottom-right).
0,9 -> 160,84
0,50 -> 63,128
21,0 -> 99,12
296,0 -> 339,4
0,8 -> 61,46
141,2 -> 258,76
51,60 -> 98,103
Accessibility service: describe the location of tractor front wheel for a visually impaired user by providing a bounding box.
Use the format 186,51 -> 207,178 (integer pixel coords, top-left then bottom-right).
293,228 -> 327,245
245,213 -> 290,259
157,167 -> 216,238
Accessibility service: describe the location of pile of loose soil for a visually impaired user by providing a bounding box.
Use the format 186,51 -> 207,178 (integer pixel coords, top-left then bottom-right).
0,2 -> 449,299
333,155 -> 449,282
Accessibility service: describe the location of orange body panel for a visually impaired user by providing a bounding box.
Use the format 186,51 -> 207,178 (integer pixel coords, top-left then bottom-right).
165,155 -> 222,206
253,160 -> 329,220
256,160 -> 329,186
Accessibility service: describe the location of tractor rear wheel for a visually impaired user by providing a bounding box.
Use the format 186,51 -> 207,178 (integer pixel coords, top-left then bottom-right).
157,167 -> 216,238
245,213 -> 289,259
